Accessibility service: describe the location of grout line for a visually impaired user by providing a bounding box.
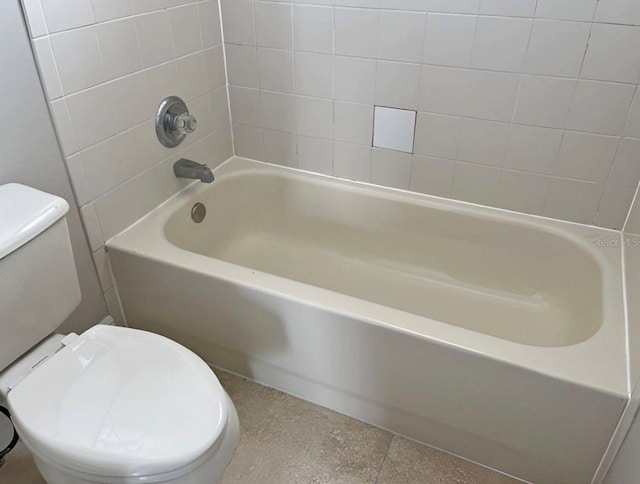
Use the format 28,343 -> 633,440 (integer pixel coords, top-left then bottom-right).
217,0 -> 236,157
373,434 -> 394,484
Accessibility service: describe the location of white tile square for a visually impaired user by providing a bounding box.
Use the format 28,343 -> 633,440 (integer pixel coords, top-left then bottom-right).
410,155 -> 456,197
169,4 -> 203,57
297,136 -> 333,175
566,80 -> 636,135
50,26 -> 105,94
595,183 -> 637,230
334,143 -> 371,182
536,0 -> 597,21
294,52 -> 333,99
371,148 -> 412,189
258,48 -> 294,93
32,37 -> 63,100
625,91 -> 640,139
503,125 -> 563,174
377,10 -> 426,63
595,0 -> 640,26
554,132 -> 620,182
90,0 -> 131,22
422,13 -> 476,68
457,118 -> 510,166
135,11 -> 175,68
451,162 -> 501,206
233,123 -> 264,159
294,5 -> 333,54
472,16 -> 531,71
334,56 -> 376,103
335,7 -> 379,58
260,92 -> 296,133
21,0 -> 48,38
220,0 -> 255,45
373,106 -> 416,153
494,170 -> 549,215
96,19 -> 142,80
41,0 -> 94,33
225,44 -> 259,88
524,20 -> 591,78
255,2 -> 292,49
263,129 -> 297,167
334,102 -> 374,146
414,113 -> 462,159
375,61 -> 421,110
581,24 -> 640,84
479,0 -> 537,16
543,179 -> 603,224
513,76 -> 576,128
296,97 -> 334,139
609,138 -> 640,187
230,86 -> 261,127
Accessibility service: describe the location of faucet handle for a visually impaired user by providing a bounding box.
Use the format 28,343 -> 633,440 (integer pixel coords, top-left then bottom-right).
173,113 -> 198,134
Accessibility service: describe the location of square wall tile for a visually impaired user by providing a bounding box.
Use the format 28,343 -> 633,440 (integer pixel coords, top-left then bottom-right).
513,76 -> 576,128
225,44 -> 259,88
335,102 -> 374,146
543,179 -> 603,224
298,136 -> 333,175
255,2 -> 292,50
373,106 -> 416,153
494,170 -> 549,215
296,97 -> 334,139
581,24 -> 640,84
375,61 -> 421,110
221,0 -> 255,45
334,56 -> 376,104
414,113 -> 462,159
295,52 -> 333,99
422,13 -> 476,68
294,5 -> 333,54
377,10 -> 426,63
554,132 -> 620,182
457,118 -> 510,166
451,162 -> 501,206
536,0 -> 597,21
371,148 -> 412,189
258,48 -> 294,93
41,0 -> 94,33
410,155 -> 455,197
503,125 -> 563,174
263,129 -> 297,168
334,143 -> 371,182
335,8 -> 379,58
471,16 -> 531,71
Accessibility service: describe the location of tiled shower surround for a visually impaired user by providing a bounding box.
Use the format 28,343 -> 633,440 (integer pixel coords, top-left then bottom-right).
222,0 -> 640,229
20,0 -> 233,320
17,0 -> 640,320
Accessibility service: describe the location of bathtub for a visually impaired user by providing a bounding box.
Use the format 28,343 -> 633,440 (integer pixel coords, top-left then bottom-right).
108,157 -> 628,483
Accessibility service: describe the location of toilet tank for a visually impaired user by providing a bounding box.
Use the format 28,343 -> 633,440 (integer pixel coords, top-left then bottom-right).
0,184 -> 81,372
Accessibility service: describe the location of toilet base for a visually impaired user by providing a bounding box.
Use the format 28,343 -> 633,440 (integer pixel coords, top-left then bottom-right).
29,395 -> 239,484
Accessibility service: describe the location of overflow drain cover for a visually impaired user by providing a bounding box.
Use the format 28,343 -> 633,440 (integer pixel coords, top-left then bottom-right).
191,203 -> 206,223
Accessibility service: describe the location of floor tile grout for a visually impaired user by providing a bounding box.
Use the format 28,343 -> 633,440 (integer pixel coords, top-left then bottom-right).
373,433 -> 395,484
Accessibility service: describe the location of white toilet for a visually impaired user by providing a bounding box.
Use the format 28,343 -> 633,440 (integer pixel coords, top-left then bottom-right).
0,184 -> 239,483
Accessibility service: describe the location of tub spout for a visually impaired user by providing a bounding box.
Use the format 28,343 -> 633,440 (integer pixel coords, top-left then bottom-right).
173,158 -> 215,183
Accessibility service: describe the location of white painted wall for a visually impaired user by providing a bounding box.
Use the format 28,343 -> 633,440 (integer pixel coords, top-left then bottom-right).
0,0 -> 106,334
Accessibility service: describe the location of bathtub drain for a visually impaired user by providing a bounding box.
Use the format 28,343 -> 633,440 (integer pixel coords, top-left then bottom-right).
191,203 -> 206,223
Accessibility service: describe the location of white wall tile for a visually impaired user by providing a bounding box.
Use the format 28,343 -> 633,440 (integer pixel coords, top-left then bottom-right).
451,162 -> 501,205
90,0 -> 130,23
472,16 -> 531,71
169,4 -> 203,57
220,0 -> 255,45
422,13 -> 476,68
233,123 -> 264,160
295,52 -> 333,99
41,0 -> 94,33
595,184 -> 637,230
595,0 -> 640,26
524,20 -> 591,78
609,138 -> 640,187
297,136 -> 333,175
296,96 -> 333,139
334,56 -> 376,103
419,66 -> 520,121
334,143 -> 371,182
375,61 -> 421,110
263,129 -> 297,168
335,7 -> 379,58
414,113 -> 462,159
410,155 -> 455,197
543,179 -> 603,224
371,148 -> 412,189
175,52 -> 209,101
230,86 -> 261,127
554,132 -> 620,182
373,106 -> 416,153
258,48 -> 294,93
581,24 -> 640,84
131,0 -> 168,15
494,170 -> 549,214
32,37 -> 63,100
198,1 -> 222,50
79,202 -> 104,252
625,90 -> 640,139
260,91 -> 296,133
377,10 -> 426,63
335,102 -> 374,146
135,11 -> 175,68
22,0 -> 48,38
255,2 -> 292,50
225,43 -> 259,88
503,125 -> 563,174
536,0 -> 597,21
479,0 -> 536,17
65,84 -> 118,150
513,76 -> 576,128
96,19 -> 142,80
566,80 -> 636,135
294,5 -> 333,54
457,118 -> 510,166
48,99 -> 78,156
50,27 -> 105,94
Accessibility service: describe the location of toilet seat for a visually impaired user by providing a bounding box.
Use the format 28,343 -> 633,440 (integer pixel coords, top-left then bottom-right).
7,325 -> 229,480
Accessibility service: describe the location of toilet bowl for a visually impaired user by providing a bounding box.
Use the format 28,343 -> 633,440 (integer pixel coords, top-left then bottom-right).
0,183 -> 239,483
4,325 -> 239,484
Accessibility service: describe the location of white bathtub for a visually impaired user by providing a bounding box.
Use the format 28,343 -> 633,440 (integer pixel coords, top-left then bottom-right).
109,157 -> 628,483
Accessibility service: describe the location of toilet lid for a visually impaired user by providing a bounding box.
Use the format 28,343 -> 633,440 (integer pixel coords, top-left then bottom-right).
7,325 -> 229,478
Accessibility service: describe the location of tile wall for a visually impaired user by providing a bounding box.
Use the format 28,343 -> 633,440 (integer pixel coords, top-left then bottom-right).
21,0 -> 232,321
222,0 -> 640,229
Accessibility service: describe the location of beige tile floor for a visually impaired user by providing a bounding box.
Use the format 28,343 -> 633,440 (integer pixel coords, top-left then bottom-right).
0,370 -> 519,484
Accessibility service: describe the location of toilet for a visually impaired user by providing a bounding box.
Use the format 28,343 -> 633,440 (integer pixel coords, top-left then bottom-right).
0,184 -> 239,483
